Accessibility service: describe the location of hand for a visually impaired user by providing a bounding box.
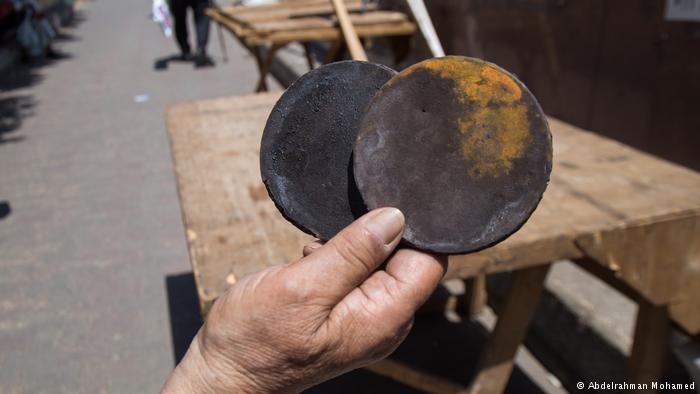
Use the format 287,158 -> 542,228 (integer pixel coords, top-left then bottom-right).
161,208 -> 446,394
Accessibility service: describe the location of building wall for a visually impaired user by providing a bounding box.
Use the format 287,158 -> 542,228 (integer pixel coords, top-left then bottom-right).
397,0 -> 700,171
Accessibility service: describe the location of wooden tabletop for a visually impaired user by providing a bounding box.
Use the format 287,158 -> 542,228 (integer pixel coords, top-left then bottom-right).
166,92 -> 700,334
206,0 -> 416,46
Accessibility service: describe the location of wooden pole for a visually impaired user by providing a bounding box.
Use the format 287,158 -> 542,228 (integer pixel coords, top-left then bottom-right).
329,0 -> 368,61
406,0 -> 445,57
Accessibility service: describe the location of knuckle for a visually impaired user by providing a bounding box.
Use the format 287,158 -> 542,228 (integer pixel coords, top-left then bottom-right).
379,275 -> 403,301
279,275 -> 314,304
331,230 -> 383,273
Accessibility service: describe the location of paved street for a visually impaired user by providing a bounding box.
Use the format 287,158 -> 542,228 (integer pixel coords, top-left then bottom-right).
0,1 -> 274,392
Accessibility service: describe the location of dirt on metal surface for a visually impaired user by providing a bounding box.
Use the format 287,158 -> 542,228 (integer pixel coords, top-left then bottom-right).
354,56 -> 552,254
260,60 -> 397,240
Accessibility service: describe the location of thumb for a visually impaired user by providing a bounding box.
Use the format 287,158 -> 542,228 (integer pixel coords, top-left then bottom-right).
287,208 -> 405,304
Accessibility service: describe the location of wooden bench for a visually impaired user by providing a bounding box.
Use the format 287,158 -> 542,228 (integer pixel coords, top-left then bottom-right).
166,92 -> 700,393
206,0 -> 416,92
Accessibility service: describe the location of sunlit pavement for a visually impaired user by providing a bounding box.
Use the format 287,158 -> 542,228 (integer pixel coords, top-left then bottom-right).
0,1 -> 275,391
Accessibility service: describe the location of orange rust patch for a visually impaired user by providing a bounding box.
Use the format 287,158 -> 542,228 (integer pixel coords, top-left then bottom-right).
415,57 -> 530,178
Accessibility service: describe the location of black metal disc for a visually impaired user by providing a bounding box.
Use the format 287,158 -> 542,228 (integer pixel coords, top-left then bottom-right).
260,60 -> 397,240
354,56 -> 552,254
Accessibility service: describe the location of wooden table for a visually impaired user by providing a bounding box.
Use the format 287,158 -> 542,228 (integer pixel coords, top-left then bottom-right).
166,92 -> 700,393
206,0 -> 416,92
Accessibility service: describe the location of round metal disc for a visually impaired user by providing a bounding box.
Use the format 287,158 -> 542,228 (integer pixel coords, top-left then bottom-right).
354,56 -> 552,254
261,60 -> 397,240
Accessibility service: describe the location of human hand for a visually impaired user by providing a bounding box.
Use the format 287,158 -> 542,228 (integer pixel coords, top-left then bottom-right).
161,208 -> 446,393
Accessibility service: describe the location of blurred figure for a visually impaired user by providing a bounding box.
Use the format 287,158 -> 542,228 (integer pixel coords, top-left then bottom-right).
170,0 -> 214,67
11,0 -> 59,60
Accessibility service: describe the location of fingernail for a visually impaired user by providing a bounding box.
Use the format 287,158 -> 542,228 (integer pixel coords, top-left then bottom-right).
365,208 -> 405,245
306,242 -> 322,252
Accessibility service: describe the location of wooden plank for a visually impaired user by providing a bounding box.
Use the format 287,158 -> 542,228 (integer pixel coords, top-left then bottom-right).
330,0 -> 368,61
574,257 -> 641,303
467,265 -> 550,394
341,11 -> 408,25
250,16 -> 333,33
244,21 -> 416,45
575,214 -> 700,332
208,7 -> 416,46
223,0 -> 345,16
166,93 -> 315,315
248,11 -> 408,34
206,8 -> 254,38
668,246 -> 700,335
447,118 -> 700,292
626,301 -> 669,392
366,359 -> 466,394
229,1 -> 376,25
166,93 -> 700,327
224,0 -> 334,15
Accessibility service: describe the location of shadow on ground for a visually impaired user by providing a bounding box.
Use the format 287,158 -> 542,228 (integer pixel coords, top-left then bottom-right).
488,271 -> 694,393
0,11 -> 84,146
164,272 -> 548,393
0,95 -> 34,144
308,313 -> 547,394
0,54 -> 73,145
153,54 -> 194,71
0,201 -> 11,220
165,272 -> 202,364
61,9 -> 86,29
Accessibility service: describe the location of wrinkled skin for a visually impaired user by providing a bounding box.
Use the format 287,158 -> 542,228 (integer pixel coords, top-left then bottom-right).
161,208 -> 446,394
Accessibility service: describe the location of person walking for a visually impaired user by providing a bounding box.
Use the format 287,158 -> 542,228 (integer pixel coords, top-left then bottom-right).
170,0 -> 214,67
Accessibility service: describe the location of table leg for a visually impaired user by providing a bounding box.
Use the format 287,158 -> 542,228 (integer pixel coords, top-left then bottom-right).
324,39 -> 344,64
302,42 -> 315,70
216,22 -> 228,63
252,46 -> 267,92
626,300 -> 669,392
466,265 -> 550,394
254,43 -> 283,92
462,274 -> 487,318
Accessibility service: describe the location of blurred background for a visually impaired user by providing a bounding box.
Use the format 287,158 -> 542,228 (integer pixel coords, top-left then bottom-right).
0,0 -> 698,393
